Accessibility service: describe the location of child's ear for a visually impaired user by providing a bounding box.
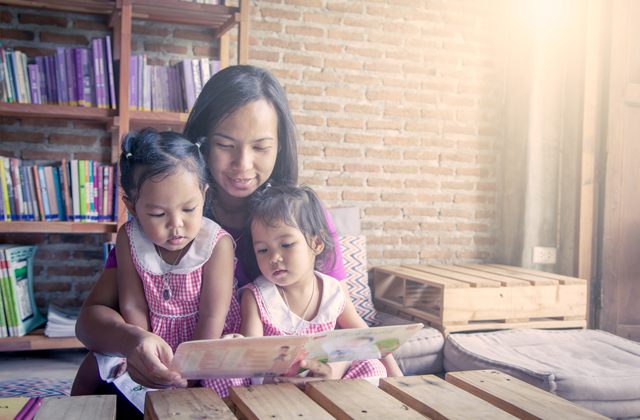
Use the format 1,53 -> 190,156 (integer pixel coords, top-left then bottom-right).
310,235 -> 325,255
123,196 -> 136,218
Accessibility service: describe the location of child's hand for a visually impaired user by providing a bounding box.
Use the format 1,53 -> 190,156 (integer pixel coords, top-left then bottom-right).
124,329 -> 187,389
221,333 -> 244,339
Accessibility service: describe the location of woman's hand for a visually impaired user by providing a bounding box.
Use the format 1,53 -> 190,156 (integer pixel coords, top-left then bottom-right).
123,330 -> 187,389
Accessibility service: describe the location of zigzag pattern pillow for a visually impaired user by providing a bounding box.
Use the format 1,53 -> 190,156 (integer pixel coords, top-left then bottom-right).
339,235 -> 379,326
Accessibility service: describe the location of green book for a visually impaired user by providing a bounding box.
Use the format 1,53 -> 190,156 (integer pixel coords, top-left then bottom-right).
78,160 -> 87,221
0,245 -> 45,336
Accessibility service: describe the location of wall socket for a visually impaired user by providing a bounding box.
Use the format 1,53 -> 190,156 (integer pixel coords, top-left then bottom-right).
532,246 -> 557,264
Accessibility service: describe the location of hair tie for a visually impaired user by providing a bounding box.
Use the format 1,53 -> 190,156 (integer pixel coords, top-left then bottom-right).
194,141 -> 201,150
125,152 -> 133,160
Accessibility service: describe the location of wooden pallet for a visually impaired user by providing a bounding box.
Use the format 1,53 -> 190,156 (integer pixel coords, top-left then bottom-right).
373,264 -> 587,334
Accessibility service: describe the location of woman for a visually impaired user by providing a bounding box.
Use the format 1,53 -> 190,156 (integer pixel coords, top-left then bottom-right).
74,65 -> 346,391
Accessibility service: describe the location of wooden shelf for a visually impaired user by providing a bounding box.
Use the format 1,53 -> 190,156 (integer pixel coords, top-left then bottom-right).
0,221 -> 117,234
0,329 -> 84,352
128,110 -> 189,131
130,0 -> 239,31
0,102 -> 114,122
0,0 -> 114,15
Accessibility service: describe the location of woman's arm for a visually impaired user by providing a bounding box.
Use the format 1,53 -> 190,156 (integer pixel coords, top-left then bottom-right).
193,234 -> 235,340
75,266 -> 186,388
115,228 -> 150,330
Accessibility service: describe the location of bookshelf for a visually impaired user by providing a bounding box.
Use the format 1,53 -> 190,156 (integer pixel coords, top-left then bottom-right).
0,0 -> 249,351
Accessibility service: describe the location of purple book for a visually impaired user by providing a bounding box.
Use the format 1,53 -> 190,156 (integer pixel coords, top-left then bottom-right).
27,63 -> 40,104
129,54 -> 137,110
64,48 -> 77,106
91,38 -> 105,108
180,59 -> 195,111
75,48 -> 92,107
45,55 -> 57,104
105,35 -> 117,110
35,56 -> 48,104
55,47 -> 67,104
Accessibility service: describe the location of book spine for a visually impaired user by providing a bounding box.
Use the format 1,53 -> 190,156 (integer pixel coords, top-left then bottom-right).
105,35 -> 117,110
1,47 -> 14,103
19,165 -> 34,221
191,58 -> 202,103
9,158 -> 23,220
45,55 -> 58,105
24,165 -> 39,222
55,47 -> 68,105
0,158 -> 10,220
60,159 -> 73,222
3,157 -> 16,220
78,160 -> 87,221
52,166 -> 66,221
27,63 -> 40,104
36,56 -> 48,104
18,51 -> 31,103
31,165 -> 45,221
65,47 -> 77,106
0,248 -> 18,336
92,38 -> 105,108
37,166 -> 51,221
44,166 -> 59,221
79,48 -> 92,107
70,159 -> 80,222
102,165 -> 109,222
129,54 -> 137,110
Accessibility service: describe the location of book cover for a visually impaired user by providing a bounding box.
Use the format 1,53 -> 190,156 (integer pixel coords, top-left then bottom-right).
78,160 -> 87,221
8,158 -> 23,220
27,63 -> 40,104
0,245 -> 46,336
55,47 -> 68,105
23,165 -> 40,222
76,47 -> 92,107
45,55 -> 58,105
19,165 -> 34,221
0,158 -> 10,220
43,166 -> 59,221
1,46 -> 15,103
18,51 -> 31,103
3,157 -> 16,220
35,56 -> 48,104
129,54 -> 138,110
59,159 -> 72,222
70,159 -> 80,222
0,256 -> 8,337
0,247 -> 18,336
171,323 -> 423,379
179,59 -> 195,112
91,38 -> 105,108
64,47 -> 77,106
52,166 -> 66,221
30,165 -> 45,221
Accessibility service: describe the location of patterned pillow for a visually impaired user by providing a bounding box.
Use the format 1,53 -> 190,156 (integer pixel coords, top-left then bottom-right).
339,234 -> 379,326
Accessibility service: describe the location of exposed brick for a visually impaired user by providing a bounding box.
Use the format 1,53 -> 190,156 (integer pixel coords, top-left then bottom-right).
74,18 -> 108,31
144,42 -> 188,55
39,32 -> 86,44
1,130 -> 45,143
0,28 -> 34,40
286,25 -> 324,38
18,13 -> 68,27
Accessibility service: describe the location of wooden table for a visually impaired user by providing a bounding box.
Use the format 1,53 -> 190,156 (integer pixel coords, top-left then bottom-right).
143,369 -> 607,419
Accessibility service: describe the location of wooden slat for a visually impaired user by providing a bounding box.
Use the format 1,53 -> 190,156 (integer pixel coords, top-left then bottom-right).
305,379 -> 424,419
442,319 -> 586,335
488,264 -> 587,285
459,264 -> 557,286
144,388 -> 235,420
230,383 -> 332,420
404,264 -> 501,287
380,375 -> 516,419
445,370 -> 607,420
375,265 -> 470,288
442,264 -> 531,287
34,395 -> 116,420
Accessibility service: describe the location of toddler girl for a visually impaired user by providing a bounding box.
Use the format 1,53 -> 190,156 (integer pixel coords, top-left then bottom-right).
240,184 -> 401,387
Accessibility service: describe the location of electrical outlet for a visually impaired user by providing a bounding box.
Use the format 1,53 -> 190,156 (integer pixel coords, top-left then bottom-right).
532,246 -> 557,264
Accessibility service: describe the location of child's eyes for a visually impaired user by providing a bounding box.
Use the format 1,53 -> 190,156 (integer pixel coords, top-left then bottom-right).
255,248 -> 267,254
148,213 -> 165,218
183,207 -> 196,213
215,143 -> 234,149
253,145 -> 272,152
281,242 -> 295,248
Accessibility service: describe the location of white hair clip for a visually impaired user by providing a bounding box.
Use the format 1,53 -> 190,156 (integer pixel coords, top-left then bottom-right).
125,152 -> 133,159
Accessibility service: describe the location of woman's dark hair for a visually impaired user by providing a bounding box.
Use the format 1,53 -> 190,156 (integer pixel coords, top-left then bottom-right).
244,184 -> 335,278
119,128 -> 208,204
183,65 -> 298,187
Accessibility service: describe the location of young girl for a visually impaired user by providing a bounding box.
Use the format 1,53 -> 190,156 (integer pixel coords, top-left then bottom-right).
73,128 -> 245,402
240,184 -> 402,387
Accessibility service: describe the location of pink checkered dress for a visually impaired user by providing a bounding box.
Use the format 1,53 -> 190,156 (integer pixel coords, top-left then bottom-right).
248,272 -> 386,378
127,218 -> 241,352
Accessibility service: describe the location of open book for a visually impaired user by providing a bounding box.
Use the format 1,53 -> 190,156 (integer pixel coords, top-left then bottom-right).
170,323 -> 423,379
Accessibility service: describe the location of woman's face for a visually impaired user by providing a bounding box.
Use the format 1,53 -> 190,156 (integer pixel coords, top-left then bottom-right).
208,99 -> 279,200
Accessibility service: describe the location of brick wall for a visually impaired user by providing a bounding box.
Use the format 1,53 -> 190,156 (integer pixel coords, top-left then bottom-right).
0,0 -> 504,309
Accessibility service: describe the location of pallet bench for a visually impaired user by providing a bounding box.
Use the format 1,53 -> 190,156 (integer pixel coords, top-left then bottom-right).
373,264 -> 587,334
142,370 -> 605,419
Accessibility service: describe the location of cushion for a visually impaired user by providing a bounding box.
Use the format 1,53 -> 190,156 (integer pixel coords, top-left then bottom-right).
339,234 -> 379,326
444,328 -> 640,419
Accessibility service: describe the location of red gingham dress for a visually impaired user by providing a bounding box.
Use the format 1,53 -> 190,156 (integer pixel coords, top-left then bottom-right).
127,218 -> 248,396
127,217 -> 241,348
245,273 -> 386,382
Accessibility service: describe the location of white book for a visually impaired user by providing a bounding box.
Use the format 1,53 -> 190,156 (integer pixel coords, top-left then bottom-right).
70,159 -> 80,222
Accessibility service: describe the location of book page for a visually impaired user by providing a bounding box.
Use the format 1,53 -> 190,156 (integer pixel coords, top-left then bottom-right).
303,323 -> 423,363
171,335 -> 308,379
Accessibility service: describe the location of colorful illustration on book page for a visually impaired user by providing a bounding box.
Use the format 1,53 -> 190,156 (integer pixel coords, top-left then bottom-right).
171,335 -> 308,379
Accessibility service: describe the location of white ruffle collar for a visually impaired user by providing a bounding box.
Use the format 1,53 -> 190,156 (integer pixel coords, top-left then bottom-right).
129,217 -> 222,275
254,271 -> 345,334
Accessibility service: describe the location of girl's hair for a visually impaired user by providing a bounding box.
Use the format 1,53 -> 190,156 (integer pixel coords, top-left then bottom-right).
246,184 -> 335,277
119,128 -> 208,204
183,65 -> 298,187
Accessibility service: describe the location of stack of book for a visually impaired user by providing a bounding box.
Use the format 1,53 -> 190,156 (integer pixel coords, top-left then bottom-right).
0,244 -> 45,337
44,304 -> 79,338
